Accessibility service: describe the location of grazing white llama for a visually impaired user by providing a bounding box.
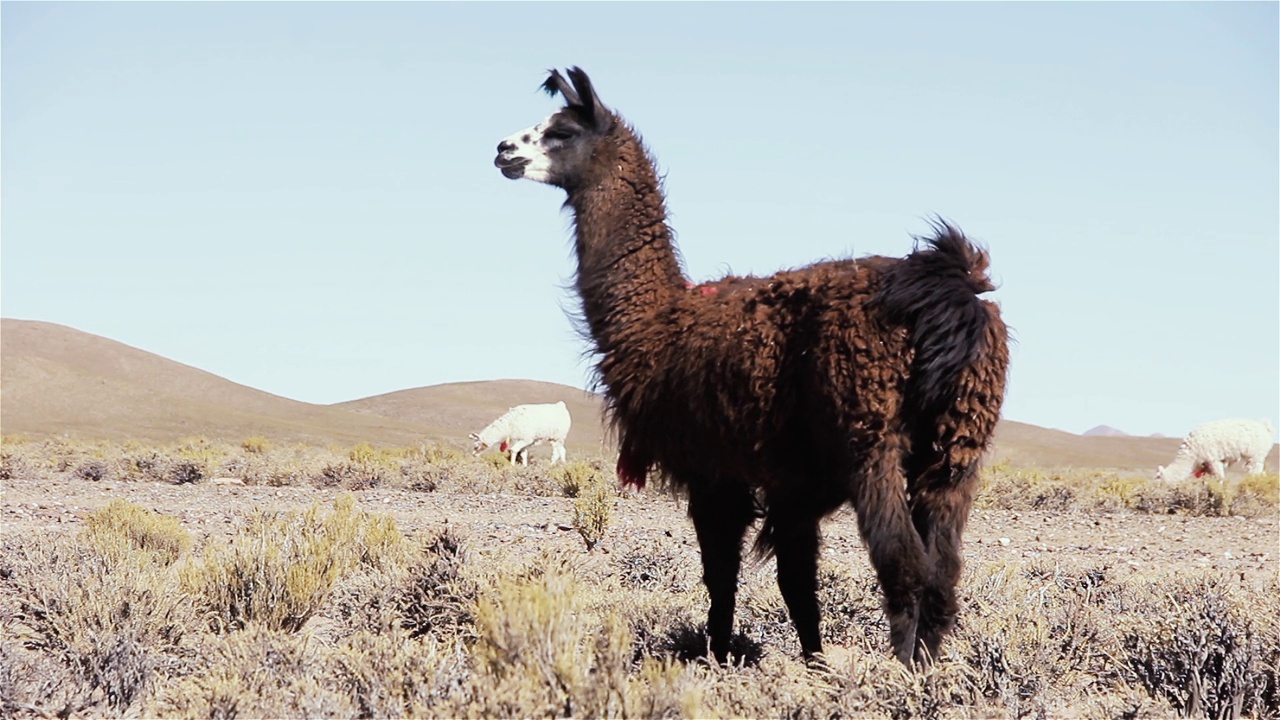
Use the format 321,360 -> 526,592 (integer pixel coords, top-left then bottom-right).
470,401 -> 571,466
1155,418 -> 1275,481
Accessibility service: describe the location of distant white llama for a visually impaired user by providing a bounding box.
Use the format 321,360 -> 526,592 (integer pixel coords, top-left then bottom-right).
1155,418 -> 1274,481
470,401 -> 571,466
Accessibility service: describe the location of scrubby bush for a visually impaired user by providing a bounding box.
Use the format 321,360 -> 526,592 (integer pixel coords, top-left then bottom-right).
181,495 -> 412,633
571,473 -> 614,552
240,435 -> 272,454
82,499 -> 193,566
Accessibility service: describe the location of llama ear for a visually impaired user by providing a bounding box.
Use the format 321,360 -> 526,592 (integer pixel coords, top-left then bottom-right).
566,66 -> 611,129
541,69 -> 582,106
469,432 -> 480,441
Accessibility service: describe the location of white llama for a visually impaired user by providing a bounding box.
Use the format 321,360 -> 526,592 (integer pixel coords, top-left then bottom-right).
1155,418 -> 1274,481
470,401 -> 571,466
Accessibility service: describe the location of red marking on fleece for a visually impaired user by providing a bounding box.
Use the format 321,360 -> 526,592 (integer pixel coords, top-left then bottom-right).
499,440 -> 509,452
616,451 -> 649,490
1193,467 -> 1207,478
685,280 -> 718,296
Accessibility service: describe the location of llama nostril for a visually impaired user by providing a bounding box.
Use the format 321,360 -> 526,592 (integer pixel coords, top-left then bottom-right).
497,140 -> 516,153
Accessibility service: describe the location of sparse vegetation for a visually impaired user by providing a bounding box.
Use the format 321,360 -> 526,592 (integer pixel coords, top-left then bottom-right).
979,463 -> 1279,518
1,439 -> 1276,718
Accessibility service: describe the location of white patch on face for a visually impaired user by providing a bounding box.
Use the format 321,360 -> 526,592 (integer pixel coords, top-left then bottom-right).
497,114 -> 556,184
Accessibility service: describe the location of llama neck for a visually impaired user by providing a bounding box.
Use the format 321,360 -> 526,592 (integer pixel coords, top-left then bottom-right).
479,416 -> 510,445
565,122 -> 686,348
1162,450 -> 1197,480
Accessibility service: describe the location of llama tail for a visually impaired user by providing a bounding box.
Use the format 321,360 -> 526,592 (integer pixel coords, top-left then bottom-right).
875,220 -> 1004,422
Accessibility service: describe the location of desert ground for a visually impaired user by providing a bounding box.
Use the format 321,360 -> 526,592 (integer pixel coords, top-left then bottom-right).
1,436 -> 1277,719
2,319 -> 1278,718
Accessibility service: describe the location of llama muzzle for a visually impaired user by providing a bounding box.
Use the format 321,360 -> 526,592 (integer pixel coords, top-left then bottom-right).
493,154 -> 528,179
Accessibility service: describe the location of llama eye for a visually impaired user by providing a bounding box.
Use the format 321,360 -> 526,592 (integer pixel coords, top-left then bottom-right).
544,129 -> 575,141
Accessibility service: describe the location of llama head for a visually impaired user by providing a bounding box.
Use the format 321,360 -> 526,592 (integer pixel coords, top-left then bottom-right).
494,66 -> 615,188
1154,464 -> 1167,481
468,432 -> 488,456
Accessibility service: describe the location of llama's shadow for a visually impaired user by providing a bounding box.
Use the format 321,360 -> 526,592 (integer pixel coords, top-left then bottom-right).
636,620 -> 765,668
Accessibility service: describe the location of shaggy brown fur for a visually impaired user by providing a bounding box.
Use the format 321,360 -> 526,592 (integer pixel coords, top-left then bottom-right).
494,67 -> 1010,667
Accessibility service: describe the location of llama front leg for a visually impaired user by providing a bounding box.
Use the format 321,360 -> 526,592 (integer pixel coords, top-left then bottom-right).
505,440 -> 532,466
763,503 -> 823,660
907,464 -> 981,664
550,440 -> 566,465
1207,459 -> 1227,478
688,481 -> 757,664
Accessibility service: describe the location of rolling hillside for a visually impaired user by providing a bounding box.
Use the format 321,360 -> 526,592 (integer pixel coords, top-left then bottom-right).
3,318 -> 1274,471
0,319 -> 441,446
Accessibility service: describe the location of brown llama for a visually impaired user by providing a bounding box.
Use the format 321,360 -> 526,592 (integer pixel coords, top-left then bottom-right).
493,67 -> 1009,667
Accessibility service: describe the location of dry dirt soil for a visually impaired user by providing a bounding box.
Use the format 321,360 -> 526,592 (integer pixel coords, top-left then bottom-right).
4,469 -> 1276,603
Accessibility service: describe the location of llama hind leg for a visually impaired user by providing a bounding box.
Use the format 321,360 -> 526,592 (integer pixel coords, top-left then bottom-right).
1243,455 -> 1265,475
852,444 -> 927,666
688,481 -> 757,663
908,463 -> 980,664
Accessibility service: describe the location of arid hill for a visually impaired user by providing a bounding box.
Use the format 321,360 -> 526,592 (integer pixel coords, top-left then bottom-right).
0,319 -> 440,447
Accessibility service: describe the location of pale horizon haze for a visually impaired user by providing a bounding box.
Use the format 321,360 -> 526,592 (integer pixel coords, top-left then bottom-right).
3,2 -> 1278,440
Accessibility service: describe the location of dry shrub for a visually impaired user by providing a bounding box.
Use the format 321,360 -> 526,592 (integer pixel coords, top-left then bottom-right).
315,460 -> 385,490
2,536 -> 193,716
146,623 -> 351,718
240,435 -> 272,454
470,551 -> 641,718
554,460 -> 600,498
394,527 -> 477,639
816,564 -> 889,654
956,561 -> 1122,716
397,458 -> 441,493
827,653 -> 984,720
615,547 -> 694,593
73,458 -> 112,483
1121,574 -> 1279,719
977,466 -> 1077,511
182,495 -> 413,633
81,499 -> 193,566
0,445 -> 35,482
978,465 -> 1278,518
572,472 -> 614,551
329,631 -> 472,717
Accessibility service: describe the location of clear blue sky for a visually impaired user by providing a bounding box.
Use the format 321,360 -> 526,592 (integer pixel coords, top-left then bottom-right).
3,2 -> 1277,439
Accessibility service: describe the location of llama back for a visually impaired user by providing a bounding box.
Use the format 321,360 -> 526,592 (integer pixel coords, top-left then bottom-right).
486,401 -> 572,444
1185,418 -> 1274,459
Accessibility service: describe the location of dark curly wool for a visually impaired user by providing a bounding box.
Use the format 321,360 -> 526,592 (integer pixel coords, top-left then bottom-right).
494,67 -> 1010,666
